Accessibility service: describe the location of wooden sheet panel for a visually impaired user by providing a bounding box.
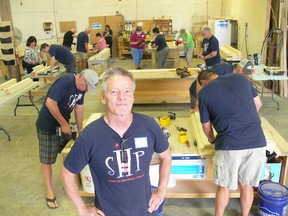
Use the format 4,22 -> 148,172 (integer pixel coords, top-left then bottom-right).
89,16 -> 105,45
132,20 -> 152,32
134,79 -> 192,104
105,16 -> 123,57
59,21 -> 76,33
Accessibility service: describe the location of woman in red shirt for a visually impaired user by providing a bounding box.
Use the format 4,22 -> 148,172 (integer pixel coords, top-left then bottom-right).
129,26 -> 146,69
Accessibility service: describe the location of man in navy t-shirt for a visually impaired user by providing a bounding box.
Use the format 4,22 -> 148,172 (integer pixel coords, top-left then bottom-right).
61,67 -> 171,216
197,27 -> 221,67
76,27 -> 91,71
40,43 -> 76,74
189,63 -> 233,110
197,70 -> 266,216
36,69 -> 98,209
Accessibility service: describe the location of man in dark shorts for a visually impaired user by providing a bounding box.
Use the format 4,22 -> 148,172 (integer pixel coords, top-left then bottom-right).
40,43 -> 76,74
197,70 -> 266,216
61,67 -> 171,216
36,69 -> 98,209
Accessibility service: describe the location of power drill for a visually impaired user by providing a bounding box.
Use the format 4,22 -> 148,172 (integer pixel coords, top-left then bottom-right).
162,127 -> 171,139
139,39 -> 145,47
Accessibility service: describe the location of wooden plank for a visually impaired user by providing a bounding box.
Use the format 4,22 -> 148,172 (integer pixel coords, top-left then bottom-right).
3,78 -> 33,94
0,78 -> 16,90
261,118 -> 288,155
88,48 -> 110,60
220,45 -> 242,61
192,113 -> 205,150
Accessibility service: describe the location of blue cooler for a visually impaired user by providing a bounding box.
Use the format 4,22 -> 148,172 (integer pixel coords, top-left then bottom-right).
258,181 -> 288,216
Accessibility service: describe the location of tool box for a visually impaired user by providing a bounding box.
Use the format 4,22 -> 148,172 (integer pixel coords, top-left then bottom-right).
263,67 -> 285,76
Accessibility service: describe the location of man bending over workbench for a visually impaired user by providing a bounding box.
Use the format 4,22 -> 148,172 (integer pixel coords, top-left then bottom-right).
197,70 -> 266,216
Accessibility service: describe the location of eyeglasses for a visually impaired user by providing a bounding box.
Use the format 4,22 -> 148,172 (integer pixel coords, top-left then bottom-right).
121,138 -> 128,163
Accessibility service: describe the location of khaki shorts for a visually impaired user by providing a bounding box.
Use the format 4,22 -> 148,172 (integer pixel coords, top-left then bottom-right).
212,147 -> 266,190
77,51 -> 89,60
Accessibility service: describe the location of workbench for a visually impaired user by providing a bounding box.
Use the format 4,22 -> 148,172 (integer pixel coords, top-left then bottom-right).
250,65 -> 288,110
99,68 -> 198,104
61,112 -> 288,198
0,78 -> 39,140
146,42 -> 184,69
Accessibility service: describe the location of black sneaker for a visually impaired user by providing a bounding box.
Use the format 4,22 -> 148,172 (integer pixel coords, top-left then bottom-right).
137,67 -> 142,70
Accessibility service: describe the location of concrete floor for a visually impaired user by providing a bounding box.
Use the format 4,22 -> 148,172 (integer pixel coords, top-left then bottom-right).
0,57 -> 287,216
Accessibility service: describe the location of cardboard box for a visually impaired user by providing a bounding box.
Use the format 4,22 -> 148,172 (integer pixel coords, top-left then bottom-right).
171,154 -> 207,179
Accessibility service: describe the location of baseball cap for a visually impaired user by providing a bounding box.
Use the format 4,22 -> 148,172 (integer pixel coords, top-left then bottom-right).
82,69 -> 99,95
238,59 -> 253,75
136,26 -> 142,31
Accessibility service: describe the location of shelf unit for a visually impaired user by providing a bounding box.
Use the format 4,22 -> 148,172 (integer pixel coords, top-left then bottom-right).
118,38 -> 131,57
153,19 -> 172,35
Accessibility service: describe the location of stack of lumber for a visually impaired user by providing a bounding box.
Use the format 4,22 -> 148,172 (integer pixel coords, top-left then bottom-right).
32,65 -> 51,74
0,78 -> 17,90
220,45 -> 242,61
0,78 -> 34,94
89,48 -> 110,60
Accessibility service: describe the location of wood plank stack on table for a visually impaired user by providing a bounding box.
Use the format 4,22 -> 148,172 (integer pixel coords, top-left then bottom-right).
0,78 -> 40,140
99,68 -> 199,104
220,45 -> 242,62
61,112 -> 288,198
23,66 -> 66,97
87,48 -> 111,76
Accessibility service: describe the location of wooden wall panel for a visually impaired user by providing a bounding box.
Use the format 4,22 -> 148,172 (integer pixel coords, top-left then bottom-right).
133,20 -> 153,33
89,16 -> 123,57
89,16 -> 105,46
105,16 -> 123,58
59,21 -> 76,33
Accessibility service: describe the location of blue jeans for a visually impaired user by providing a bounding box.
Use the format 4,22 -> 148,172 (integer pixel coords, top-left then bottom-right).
131,47 -> 144,66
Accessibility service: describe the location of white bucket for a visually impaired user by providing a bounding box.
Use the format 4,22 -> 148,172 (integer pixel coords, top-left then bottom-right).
80,165 -> 95,193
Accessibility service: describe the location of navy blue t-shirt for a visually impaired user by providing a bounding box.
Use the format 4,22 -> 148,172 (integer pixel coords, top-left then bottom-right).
36,74 -> 85,133
202,35 -> 221,67
49,44 -> 75,65
155,34 -> 167,52
199,73 -> 266,150
64,112 -> 169,216
76,31 -> 89,52
189,63 -> 233,98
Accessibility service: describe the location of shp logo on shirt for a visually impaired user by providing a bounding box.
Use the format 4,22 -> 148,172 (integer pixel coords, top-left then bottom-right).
67,94 -> 83,108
